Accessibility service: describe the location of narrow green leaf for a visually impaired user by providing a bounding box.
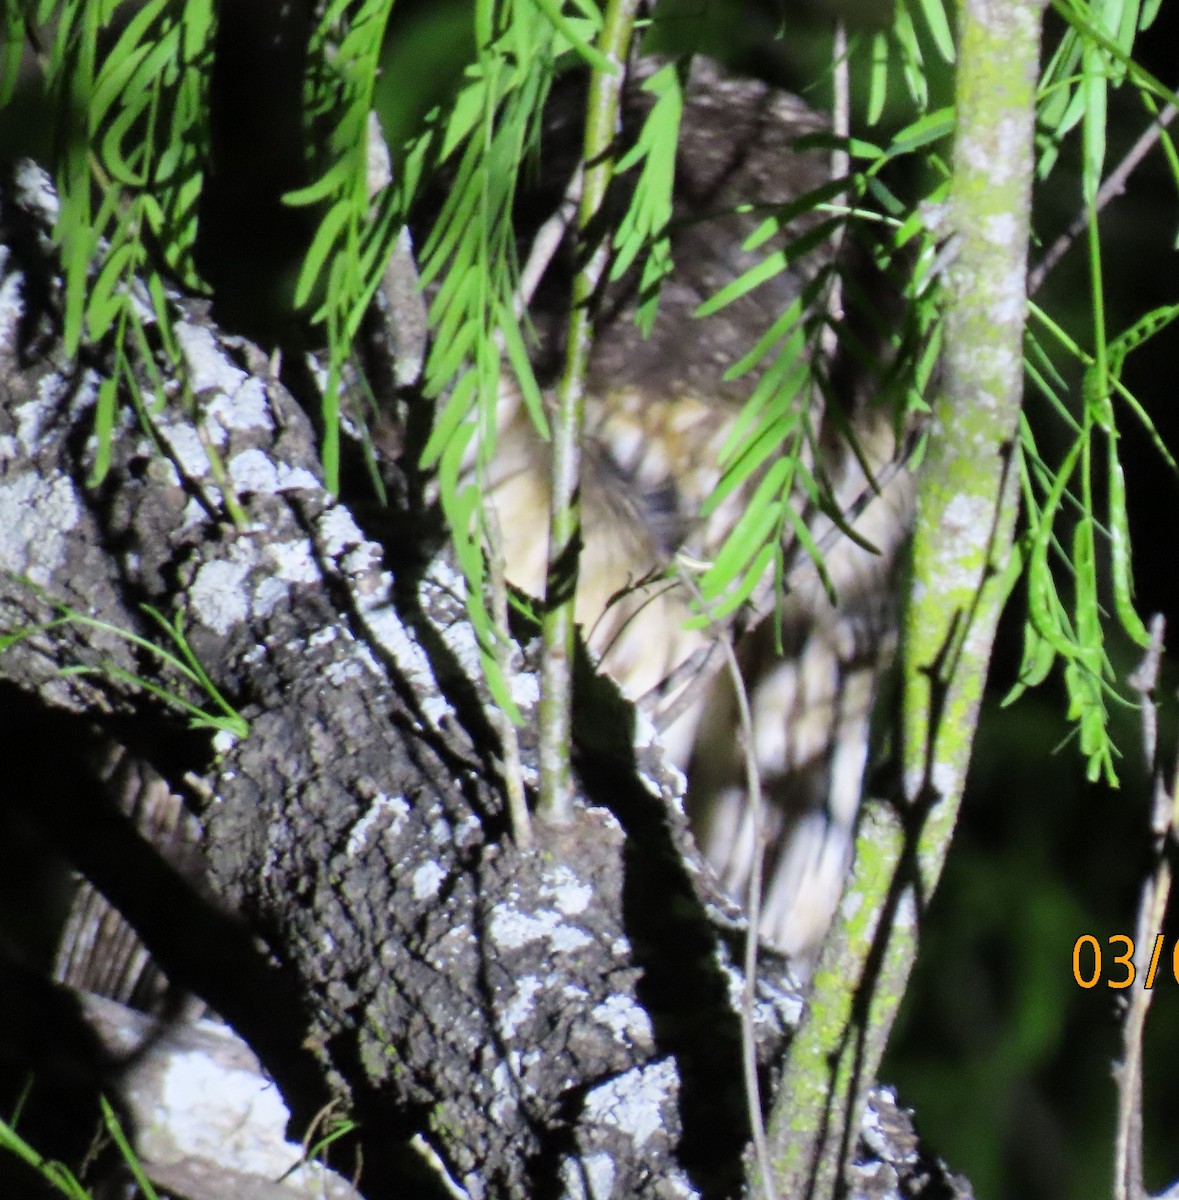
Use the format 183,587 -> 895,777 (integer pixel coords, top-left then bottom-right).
1105,431 -> 1150,646
528,0 -> 610,72
87,241 -> 136,340
293,203 -> 352,307
867,31 -> 889,126
913,0 -> 955,63
88,376 -> 120,487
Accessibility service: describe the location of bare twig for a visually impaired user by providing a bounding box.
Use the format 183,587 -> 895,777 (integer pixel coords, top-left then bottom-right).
1116,614 -> 1169,1200
484,499 -> 532,849
517,165 -> 584,316
1028,95 -> 1179,297
674,560 -> 773,1200
820,19 -> 850,363
537,0 -> 641,823
368,111 -> 428,386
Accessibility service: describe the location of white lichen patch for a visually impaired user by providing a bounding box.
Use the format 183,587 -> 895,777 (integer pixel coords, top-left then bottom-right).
265,538 -> 320,586
488,905 -> 591,953
510,668 -> 539,710
0,473 -> 81,585
411,860 -> 446,902
158,1048 -> 297,1173
275,462 -> 321,491
591,995 -> 653,1050
228,447 -> 279,493
582,1058 -> 676,1150
986,344 -> 1021,383
840,888 -> 865,924
205,377 -> 272,433
561,983 -> 590,1005
343,792 -> 408,859
454,812 -> 482,850
228,449 -> 319,495
630,708 -> 685,799
714,954 -> 790,1031
665,1173 -> 701,1198
895,887 -> 919,932
362,602 -> 452,727
489,1060 -> 519,1127
499,974 -> 543,1038
309,627 -> 338,650
941,491 -> 989,538
929,757 -> 960,803
438,607 -> 483,681
14,397 -> 53,455
323,657 -> 366,687
175,322 -> 248,397
212,728 -> 239,756
560,1152 -> 616,1200
157,417 -> 214,477
0,271 -> 20,357
251,575 -> 289,618
14,161 -> 59,223
541,866 -> 593,917
983,211 -> 1017,248
179,495 -> 207,532
318,505 -> 368,560
190,559 -> 251,634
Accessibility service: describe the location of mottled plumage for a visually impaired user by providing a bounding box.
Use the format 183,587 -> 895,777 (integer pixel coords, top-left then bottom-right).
493,56 -> 913,957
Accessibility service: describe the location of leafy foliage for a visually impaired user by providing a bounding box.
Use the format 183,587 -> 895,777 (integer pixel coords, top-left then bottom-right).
4,0 -> 1178,791
8,0 -> 214,484
0,585 -> 250,739
1007,0 -> 1179,783
398,1 -> 612,722
0,1093 -> 160,1199
287,0 -> 399,493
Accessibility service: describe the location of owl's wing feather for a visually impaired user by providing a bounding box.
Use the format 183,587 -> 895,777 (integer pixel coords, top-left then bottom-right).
491,55 -> 913,961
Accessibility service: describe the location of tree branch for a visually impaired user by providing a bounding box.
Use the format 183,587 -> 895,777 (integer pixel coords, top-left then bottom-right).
758,3 -> 1045,1195
538,0 -> 641,824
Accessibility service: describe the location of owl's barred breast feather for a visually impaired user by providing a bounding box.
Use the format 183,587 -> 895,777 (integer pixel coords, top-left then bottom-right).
491,56 -> 914,960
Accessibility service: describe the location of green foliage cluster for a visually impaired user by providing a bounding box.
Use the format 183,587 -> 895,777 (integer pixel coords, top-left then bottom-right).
3,0 -> 1179,833
0,1095 -> 159,1200
5,0 -> 1179,1195
1011,0 -> 1178,783
402,0 -> 606,721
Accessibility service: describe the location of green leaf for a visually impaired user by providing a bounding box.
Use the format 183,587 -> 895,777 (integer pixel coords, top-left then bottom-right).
1105,430 -> 1149,646
422,372 -> 479,469
1002,620 -> 1058,706
867,31 -> 889,125
912,0 -> 955,63
528,0 -> 609,72
87,240 -> 136,340
293,203 -> 352,307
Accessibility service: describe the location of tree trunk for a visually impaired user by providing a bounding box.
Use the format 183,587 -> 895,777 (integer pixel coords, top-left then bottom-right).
0,160 -> 967,1200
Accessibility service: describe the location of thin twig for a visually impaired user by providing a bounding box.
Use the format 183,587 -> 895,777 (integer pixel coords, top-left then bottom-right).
1029,96 -> 1179,297
517,165 -> 584,316
1116,614 -> 1168,1200
537,0 -> 641,824
674,561 -> 774,1200
484,499 -> 532,849
820,19 -> 850,363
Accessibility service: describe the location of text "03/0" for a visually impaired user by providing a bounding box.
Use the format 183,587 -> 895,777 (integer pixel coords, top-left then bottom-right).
1073,934 -> 1176,990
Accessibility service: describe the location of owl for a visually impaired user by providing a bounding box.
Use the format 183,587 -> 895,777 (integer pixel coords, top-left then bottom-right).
489,56 -> 913,959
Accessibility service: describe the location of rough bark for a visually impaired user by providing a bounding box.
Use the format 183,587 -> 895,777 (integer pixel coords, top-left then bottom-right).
0,161 -> 967,1200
